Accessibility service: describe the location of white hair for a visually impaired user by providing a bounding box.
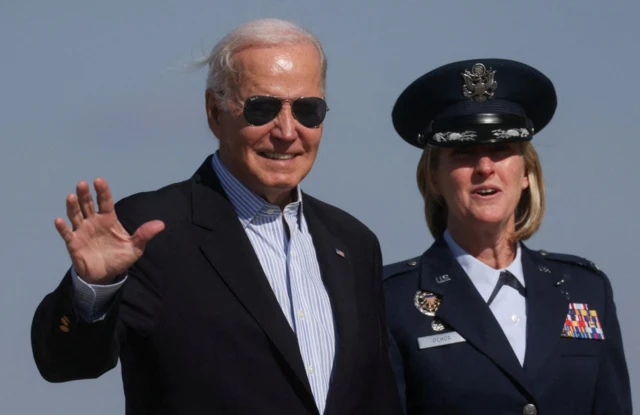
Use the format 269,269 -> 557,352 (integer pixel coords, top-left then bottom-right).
195,18 -> 327,108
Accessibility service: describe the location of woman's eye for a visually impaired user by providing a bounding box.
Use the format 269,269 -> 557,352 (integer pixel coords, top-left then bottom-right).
453,150 -> 472,158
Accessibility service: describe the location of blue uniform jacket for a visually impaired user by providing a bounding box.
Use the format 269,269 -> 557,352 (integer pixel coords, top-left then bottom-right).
383,237 -> 632,415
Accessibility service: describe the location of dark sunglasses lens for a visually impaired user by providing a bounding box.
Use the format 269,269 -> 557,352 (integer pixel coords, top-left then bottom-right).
292,97 -> 327,128
243,96 -> 282,126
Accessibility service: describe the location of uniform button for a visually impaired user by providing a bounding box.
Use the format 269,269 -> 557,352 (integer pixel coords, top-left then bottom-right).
511,314 -> 521,324
407,259 -> 418,266
298,310 -> 305,319
266,209 -> 275,214
307,366 -> 314,375
522,403 -> 537,415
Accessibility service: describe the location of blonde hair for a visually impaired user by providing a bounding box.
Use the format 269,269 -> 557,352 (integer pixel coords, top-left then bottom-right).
416,141 -> 545,241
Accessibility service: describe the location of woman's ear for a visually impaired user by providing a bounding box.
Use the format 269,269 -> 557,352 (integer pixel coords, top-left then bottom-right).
522,171 -> 529,190
431,177 -> 440,195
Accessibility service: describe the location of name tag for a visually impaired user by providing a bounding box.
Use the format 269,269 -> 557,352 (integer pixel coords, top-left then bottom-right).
418,332 -> 466,349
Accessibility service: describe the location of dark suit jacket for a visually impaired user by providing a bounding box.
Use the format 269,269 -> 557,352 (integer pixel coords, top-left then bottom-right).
383,237 -> 632,415
32,156 -> 402,415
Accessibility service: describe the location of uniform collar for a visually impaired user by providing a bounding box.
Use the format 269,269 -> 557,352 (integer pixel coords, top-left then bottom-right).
443,230 -> 525,302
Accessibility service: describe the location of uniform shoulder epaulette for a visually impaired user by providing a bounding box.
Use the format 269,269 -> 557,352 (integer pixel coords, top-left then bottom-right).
538,250 -> 603,275
383,257 -> 420,281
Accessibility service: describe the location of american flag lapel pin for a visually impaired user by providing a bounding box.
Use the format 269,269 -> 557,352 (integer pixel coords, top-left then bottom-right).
335,248 -> 345,258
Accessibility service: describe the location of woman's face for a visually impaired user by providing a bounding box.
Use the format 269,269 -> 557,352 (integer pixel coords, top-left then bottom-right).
434,143 -> 529,233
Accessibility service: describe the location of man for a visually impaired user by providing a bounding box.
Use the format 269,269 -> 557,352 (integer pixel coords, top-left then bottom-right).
31,18 -> 401,415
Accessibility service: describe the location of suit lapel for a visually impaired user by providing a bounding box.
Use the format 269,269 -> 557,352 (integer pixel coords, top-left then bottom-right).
521,246 -> 569,379
190,157 -> 315,407
303,199 -> 358,414
419,238 -> 532,397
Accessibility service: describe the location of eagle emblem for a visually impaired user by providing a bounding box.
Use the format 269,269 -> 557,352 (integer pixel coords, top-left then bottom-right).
414,290 -> 441,317
462,63 -> 497,102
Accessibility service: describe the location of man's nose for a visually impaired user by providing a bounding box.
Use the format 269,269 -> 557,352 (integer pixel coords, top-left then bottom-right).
272,104 -> 298,141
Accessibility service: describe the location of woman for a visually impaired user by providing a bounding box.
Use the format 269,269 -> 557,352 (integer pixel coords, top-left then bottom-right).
383,59 -> 632,415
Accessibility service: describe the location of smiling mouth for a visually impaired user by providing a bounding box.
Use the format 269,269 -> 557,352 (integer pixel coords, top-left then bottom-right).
474,189 -> 499,196
259,152 -> 297,160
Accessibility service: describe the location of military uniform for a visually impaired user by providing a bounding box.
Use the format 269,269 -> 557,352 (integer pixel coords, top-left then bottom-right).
384,238 -> 631,414
384,58 -> 632,414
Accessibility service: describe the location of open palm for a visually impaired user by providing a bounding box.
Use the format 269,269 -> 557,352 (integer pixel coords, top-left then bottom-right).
54,178 -> 164,285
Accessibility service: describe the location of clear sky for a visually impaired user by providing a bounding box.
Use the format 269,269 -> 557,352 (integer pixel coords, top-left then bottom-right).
1,0 -> 638,412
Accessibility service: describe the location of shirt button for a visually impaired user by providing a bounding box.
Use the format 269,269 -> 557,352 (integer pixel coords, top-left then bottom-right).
298,310 -> 305,319
266,209 -> 275,215
307,366 -> 314,375
512,314 -> 521,324
522,403 -> 537,415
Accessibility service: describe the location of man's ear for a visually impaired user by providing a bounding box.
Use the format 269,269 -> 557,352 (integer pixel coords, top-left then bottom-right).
205,88 -> 222,138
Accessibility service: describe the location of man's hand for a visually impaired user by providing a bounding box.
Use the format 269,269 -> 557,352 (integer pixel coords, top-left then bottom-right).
54,178 -> 165,285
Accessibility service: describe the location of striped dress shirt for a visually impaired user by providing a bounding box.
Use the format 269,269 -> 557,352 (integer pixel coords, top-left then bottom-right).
211,153 -> 336,414
71,152 -> 336,414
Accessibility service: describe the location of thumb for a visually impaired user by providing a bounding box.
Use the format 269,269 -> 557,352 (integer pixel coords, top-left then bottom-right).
131,220 -> 165,251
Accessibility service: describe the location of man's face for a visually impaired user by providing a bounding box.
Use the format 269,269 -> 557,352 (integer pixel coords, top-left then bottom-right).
206,43 -> 324,207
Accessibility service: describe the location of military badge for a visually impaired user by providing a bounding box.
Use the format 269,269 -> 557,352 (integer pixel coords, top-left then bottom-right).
431,319 -> 445,332
561,303 -> 605,340
537,265 -> 551,273
414,290 -> 441,317
435,274 -> 451,284
462,63 -> 497,102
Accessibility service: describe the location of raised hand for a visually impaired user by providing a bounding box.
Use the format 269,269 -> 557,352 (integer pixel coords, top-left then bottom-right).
54,178 -> 165,285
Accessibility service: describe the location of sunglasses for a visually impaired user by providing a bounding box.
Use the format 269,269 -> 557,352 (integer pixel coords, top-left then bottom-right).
237,95 -> 329,128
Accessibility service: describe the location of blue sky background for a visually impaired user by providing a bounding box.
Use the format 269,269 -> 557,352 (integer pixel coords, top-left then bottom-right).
1,0 -> 638,412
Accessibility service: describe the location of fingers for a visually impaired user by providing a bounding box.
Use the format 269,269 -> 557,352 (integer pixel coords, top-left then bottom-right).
66,193 -> 84,230
65,179 -> 105,230
94,178 -> 114,214
54,217 -> 73,244
76,181 -> 96,219
131,220 -> 165,252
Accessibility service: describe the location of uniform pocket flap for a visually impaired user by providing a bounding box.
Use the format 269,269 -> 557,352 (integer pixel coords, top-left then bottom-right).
558,338 -> 602,356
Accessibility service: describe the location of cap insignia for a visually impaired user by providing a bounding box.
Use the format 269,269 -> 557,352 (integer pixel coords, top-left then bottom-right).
433,131 -> 477,143
462,63 -> 497,102
491,128 -> 531,140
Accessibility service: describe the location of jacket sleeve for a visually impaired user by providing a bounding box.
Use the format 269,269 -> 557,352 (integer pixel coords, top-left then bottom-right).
388,330 -> 408,415
30,269 -> 126,382
369,235 -> 403,415
30,207 -> 164,383
591,273 -> 632,415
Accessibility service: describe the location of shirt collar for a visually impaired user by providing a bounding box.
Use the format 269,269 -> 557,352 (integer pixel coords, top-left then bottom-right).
211,151 -> 303,229
443,230 -> 525,302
